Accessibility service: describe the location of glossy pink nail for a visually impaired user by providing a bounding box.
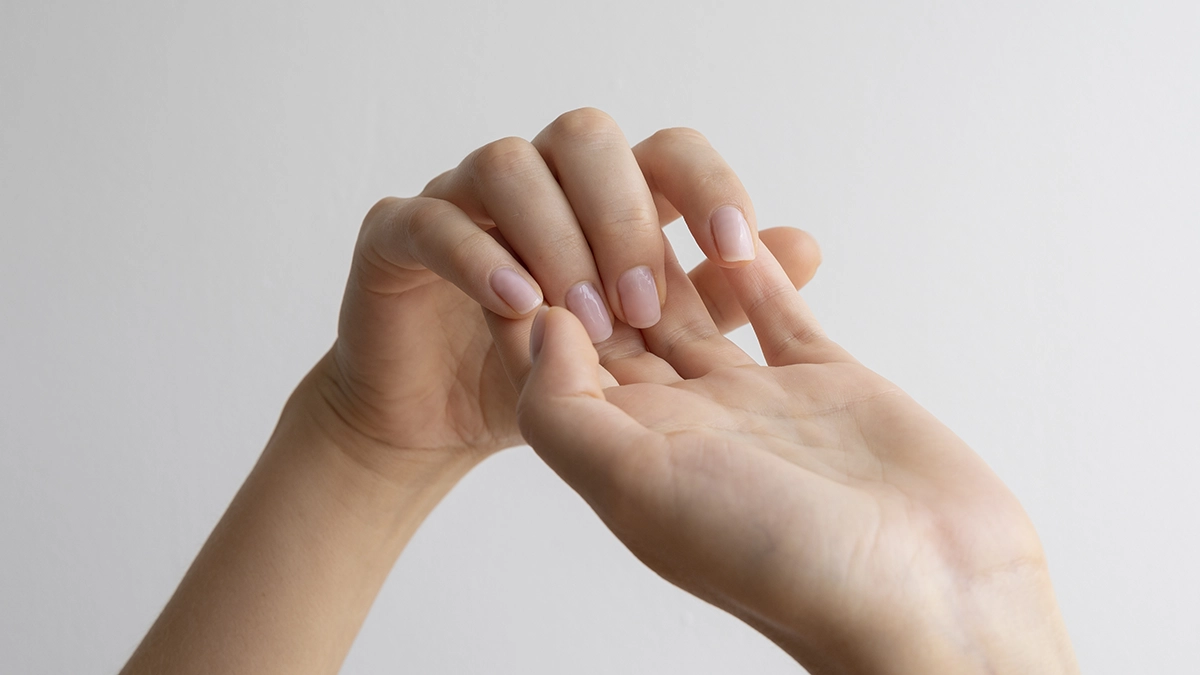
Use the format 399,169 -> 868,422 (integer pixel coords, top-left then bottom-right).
711,205 -> 756,262
490,267 -> 542,315
618,266 -> 661,329
565,281 -> 613,343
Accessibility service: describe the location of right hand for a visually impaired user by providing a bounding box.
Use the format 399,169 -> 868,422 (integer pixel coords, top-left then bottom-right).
487,238 -> 1078,673
300,108 -> 822,478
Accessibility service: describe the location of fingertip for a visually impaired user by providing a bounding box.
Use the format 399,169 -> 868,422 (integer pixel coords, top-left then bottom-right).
542,306 -> 597,357
804,230 -> 823,268
710,205 -> 757,265
782,227 -> 822,271
616,265 -> 664,329
532,307 -> 604,387
565,281 -> 615,342
794,231 -> 822,285
759,227 -> 821,289
489,266 -> 544,317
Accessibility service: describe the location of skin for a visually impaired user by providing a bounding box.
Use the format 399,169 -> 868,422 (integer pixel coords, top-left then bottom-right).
489,239 -> 1080,674
312,109 -> 817,477
120,108 -> 1077,674
120,109 -> 821,675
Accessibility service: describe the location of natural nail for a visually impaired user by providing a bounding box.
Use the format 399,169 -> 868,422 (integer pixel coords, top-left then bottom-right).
618,266 -> 661,329
490,267 -> 542,315
529,305 -> 549,360
565,281 -> 613,343
711,205 -> 756,262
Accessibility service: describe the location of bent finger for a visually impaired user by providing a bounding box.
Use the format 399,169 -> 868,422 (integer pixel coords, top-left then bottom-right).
359,196 -> 544,318
633,127 -> 759,266
533,108 -> 666,329
425,136 -> 615,342
637,236 -> 755,379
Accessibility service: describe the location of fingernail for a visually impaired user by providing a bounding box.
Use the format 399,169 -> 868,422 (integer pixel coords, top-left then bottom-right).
529,305 -> 549,360
565,281 -> 613,343
711,205 -> 756,262
618,266 -> 661,329
490,267 -> 542,315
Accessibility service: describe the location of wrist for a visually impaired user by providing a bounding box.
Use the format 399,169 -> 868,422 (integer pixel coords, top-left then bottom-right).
265,385 -> 474,545
926,563 -> 1078,675
774,561 -> 1078,675
122,359 -> 478,675
288,349 -> 484,488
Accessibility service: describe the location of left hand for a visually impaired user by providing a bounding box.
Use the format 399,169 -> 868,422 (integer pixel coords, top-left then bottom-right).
303,109 -> 821,476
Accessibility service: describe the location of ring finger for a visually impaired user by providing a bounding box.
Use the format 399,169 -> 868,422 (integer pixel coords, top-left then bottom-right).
423,136 -> 616,343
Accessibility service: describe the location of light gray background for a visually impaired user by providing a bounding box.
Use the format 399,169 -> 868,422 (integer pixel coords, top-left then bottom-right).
2,1 -> 1197,673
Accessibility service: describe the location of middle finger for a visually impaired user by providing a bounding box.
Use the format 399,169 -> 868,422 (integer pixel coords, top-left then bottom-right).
424,136 -> 616,343
532,108 -> 667,331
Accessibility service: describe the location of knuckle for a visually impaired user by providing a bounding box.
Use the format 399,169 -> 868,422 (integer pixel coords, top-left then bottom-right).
537,228 -> 589,258
650,126 -> 710,147
549,107 -> 620,145
420,169 -> 454,196
743,281 -> 798,317
778,323 -> 829,356
445,228 -> 491,271
472,136 -> 540,181
362,196 -> 402,231
657,317 -> 721,362
356,196 -> 407,259
601,203 -> 661,236
400,197 -> 454,245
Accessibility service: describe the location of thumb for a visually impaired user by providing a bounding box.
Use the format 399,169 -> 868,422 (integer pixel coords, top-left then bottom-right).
522,306 -> 607,404
517,307 -> 663,513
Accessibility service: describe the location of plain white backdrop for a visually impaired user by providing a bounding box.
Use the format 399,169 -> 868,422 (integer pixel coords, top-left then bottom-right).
2,1 -> 1198,673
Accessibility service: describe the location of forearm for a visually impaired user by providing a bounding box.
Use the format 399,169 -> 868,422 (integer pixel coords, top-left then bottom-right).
121,367 -> 475,675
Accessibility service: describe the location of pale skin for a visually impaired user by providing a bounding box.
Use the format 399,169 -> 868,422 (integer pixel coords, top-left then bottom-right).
120,108 -> 1077,675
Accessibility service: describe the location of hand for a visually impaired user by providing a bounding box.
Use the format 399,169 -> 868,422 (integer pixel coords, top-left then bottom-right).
487,240 -> 1078,673
304,108 -> 821,475
119,113 -> 826,675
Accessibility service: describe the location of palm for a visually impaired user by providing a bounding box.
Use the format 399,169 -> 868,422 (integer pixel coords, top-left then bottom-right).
505,240 -> 1063,670
601,361 -> 1041,645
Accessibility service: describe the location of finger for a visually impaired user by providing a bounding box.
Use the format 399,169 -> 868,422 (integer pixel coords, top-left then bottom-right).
637,236 -> 755,379
515,307 -> 668,519
632,127 -> 759,266
721,240 -> 854,366
487,307 -> 683,392
596,323 -> 685,386
354,196 -> 543,318
483,305 -> 538,398
602,228 -> 820,381
533,108 -> 666,330
425,136 -> 615,343
689,227 -> 822,335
